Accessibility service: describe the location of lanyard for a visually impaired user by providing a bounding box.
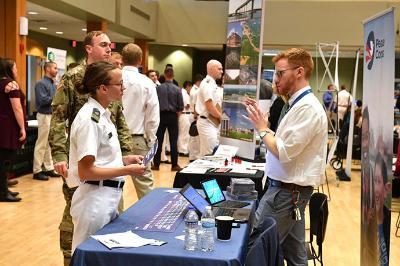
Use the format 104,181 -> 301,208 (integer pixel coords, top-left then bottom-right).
285,88 -> 312,114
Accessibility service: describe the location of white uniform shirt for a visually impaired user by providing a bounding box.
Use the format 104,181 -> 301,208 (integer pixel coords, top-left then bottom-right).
265,86 -> 328,187
122,66 -> 160,144
336,89 -> 353,120
182,88 -> 190,112
196,75 -> 219,117
68,97 -> 125,188
189,84 -> 199,113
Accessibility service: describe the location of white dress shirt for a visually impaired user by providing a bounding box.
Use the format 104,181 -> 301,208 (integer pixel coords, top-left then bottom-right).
265,86 -> 328,187
195,75 -> 219,117
122,66 -> 160,144
68,97 -> 125,188
189,84 -> 199,113
182,88 -> 190,112
336,89 -> 353,120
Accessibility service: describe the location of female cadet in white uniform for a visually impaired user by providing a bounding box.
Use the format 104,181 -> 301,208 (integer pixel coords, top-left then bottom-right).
69,62 -> 146,253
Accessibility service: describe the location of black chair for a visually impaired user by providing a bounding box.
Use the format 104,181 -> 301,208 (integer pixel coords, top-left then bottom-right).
245,217 -> 283,266
306,193 -> 329,265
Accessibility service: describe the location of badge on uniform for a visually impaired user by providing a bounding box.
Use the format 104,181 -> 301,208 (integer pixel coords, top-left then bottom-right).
91,108 -> 100,123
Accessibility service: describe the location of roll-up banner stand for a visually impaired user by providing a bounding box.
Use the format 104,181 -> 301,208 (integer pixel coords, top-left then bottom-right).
220,0 -> 265,160
361,7 -> 394,266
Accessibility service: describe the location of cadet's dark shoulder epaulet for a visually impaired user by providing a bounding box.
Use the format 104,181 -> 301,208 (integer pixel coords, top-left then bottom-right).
91,108 -> 100,123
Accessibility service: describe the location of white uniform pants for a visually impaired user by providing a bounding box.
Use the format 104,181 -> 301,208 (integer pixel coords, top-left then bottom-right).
70,183 -> 122,254
197,117 -> 219,156
178,113 -> 191,154
33,113 -> 54,173
188,114 -> 200,161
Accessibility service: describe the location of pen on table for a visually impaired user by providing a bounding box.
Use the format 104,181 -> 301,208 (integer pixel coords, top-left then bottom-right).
109,239 -> 120,244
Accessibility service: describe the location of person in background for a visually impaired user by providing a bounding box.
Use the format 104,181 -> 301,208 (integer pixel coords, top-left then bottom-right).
32,61 -> 59,181
245,48 -> 327,265
178,80 -> 192,156
0,58 -> 26,202
158,63 -> 179,87
188,74 -> 203,162
69,61 -> 145,254
49,31 -> 136,266
196,60 -> 223,156
336,84 -> 353,129
110,51 -> 123,69
323,84 -> 336,133
146,69 -> 160,86
121,43 -> 160,199
259,66 -> 273,100
153,67 -> 184,171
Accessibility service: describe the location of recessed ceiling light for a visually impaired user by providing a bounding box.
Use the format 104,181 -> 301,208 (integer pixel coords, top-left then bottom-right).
82,28 -> 87,32
39,27 -> 47,30
182,44 -> 188,47
56,31 -> 63,35
28,11 -> 39,15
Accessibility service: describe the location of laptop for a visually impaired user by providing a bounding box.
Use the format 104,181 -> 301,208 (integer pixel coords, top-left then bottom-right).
179,183 -> 252,223
200,179 -> 250,209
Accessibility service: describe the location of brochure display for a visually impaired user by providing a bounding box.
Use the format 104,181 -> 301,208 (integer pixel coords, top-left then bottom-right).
361,8 -> 394,266
220,0 -> 265,159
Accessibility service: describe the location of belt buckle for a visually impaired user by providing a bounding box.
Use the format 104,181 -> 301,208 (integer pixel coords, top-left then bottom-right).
99,180 -> 104,187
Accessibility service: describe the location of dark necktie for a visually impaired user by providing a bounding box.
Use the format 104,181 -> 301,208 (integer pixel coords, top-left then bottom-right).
277,102 -> 289,128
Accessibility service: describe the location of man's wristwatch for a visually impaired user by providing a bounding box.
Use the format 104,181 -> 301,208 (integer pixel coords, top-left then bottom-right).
259,129 -> 273,138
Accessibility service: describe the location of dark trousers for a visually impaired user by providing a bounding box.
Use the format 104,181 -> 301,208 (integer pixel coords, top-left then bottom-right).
0,148 -> 17,196
154,112 -> 179,167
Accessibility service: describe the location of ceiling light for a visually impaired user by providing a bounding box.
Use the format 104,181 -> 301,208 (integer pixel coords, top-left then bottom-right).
82,28 -> 87,32
39,27 -> 47,30
28,11 -> 39,15
56,31 -> 63,35
182,44 -> 188,47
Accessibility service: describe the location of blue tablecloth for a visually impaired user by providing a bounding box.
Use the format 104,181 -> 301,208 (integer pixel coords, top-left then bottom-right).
71,188 -> 256,266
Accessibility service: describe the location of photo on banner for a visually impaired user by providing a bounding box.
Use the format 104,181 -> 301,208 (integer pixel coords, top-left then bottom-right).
221,0 -> 265,159
361,8 -> 394,266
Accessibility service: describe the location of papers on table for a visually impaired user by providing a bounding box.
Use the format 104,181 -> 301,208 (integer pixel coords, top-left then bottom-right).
91,231 -> 166,249
214,145 -> 239,159
180,159 -> 265,175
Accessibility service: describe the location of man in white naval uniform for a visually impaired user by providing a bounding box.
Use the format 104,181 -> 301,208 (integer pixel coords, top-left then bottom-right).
178,81 -> 192,155
196,60 -> 223,156
121,43 -> 160,199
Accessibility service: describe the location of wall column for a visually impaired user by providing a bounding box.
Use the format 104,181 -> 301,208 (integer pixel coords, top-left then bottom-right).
135,39 -> 149,73
0,0 -> 27,93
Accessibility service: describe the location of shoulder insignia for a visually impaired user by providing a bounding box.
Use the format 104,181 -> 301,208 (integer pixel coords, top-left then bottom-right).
91,108 -> 100,123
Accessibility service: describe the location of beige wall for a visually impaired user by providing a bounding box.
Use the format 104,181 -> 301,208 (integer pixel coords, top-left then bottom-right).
118,0 -> 157,39
60,0 -> 116,22
149,44 -> 194,86
156,0 -> 228,45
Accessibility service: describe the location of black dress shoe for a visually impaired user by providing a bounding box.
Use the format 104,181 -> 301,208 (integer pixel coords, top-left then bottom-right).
33,172 -> 49,181
151,165 -> 159,171
7,189 -> 19,197
44,170 -> 61,177
0,193 -> 21,202
171,165 -> 183,172
161,160 -> 172,164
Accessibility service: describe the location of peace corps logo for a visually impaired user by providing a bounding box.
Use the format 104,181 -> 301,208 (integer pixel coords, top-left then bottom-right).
365,31 -> 375,70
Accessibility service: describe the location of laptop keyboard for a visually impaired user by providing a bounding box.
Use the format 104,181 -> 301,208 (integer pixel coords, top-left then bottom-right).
213,208 -> 235,217
214,200 -> 249,209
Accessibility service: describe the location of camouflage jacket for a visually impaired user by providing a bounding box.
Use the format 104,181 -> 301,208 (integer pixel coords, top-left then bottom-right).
49,64 -> 133,163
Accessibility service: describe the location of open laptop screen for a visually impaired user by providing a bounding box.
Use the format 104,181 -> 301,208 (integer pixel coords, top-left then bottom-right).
201,179 -> 226,205
180,184 -> 210,214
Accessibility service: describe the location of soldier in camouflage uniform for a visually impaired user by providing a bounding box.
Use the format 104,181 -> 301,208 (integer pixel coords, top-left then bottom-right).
49,31 -> 138,266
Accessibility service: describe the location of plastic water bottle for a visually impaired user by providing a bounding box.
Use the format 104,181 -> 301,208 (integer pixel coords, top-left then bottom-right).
184,206 -> 199,251
200,206 -> 215,252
